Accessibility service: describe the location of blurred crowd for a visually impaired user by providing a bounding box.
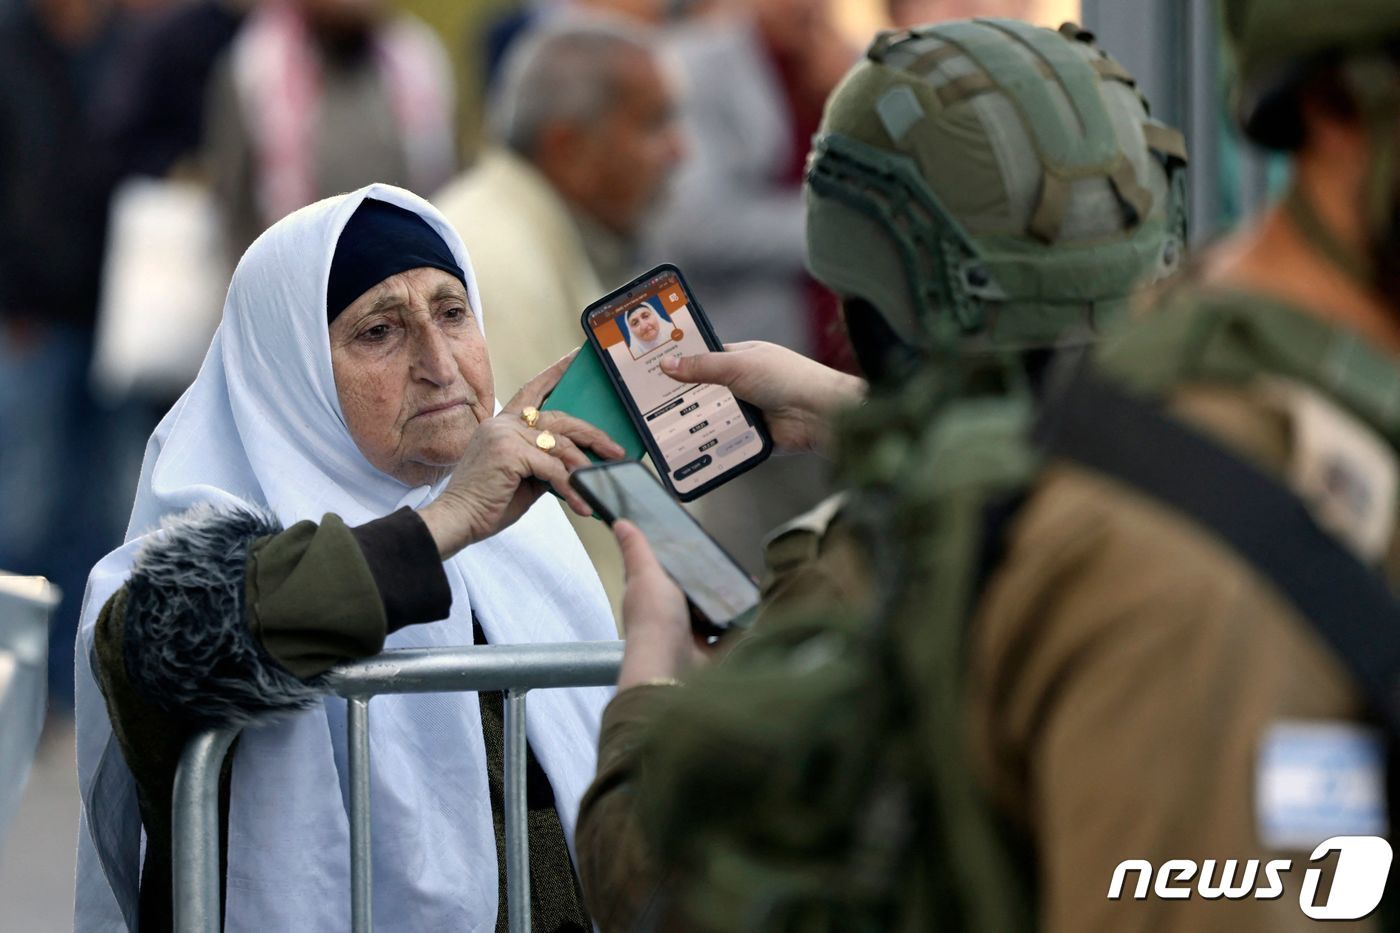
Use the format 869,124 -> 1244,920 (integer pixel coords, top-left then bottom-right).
0,0 -> 1066,713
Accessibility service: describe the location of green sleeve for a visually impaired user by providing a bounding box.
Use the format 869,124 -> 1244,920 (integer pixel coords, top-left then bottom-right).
576,684 -> 685,933
245,514 -> 388,679
89,507 -> 448,929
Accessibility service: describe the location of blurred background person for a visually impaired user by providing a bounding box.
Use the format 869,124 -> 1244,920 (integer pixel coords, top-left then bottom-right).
650,0 -> 852,362
440,17 -> 681,397
0,0 -> 120,710
436,16 -> 684,621
204,0 -> 458,263
479,0 -> 722,94
458,0 -> 1075,576
643,0 -> 854,572
0,0 -> 122,922
93,0 -> 247,184
886,0 -> 1031,29
81,0 -> 250,562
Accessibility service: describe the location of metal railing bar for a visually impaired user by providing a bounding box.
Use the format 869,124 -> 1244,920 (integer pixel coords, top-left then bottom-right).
504,688 -> 530,933
322,642 -> 622,697
172,642 -> 623,933
173,727 -> 239,933
349,696 -> 373,933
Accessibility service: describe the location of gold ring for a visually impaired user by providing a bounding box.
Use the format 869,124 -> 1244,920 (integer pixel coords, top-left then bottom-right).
521,406 -> 540,428
535,430 -> 557,452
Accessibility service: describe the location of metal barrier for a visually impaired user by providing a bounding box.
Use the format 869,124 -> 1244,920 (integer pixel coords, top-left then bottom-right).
172,640 -> 623,933
0,573 -> 60,847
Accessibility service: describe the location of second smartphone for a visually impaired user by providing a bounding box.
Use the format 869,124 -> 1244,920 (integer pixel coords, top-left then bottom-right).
571,461 -> 760,633
581,264 -> 771,502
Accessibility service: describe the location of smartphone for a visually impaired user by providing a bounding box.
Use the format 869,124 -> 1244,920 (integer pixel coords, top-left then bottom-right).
581,264 -> 772,502
571,461 -> 761,633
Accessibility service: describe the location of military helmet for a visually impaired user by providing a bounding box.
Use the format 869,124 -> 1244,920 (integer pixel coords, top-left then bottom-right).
1225,0 -> 1400,148
804,20 -> 1187,356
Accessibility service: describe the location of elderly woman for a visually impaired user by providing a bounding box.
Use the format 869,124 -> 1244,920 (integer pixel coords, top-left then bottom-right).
73,186 -> 622,932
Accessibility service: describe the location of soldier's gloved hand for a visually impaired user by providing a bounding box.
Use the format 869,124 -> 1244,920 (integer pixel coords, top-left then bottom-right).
660,341 -> 866,457
613,520 -> 712,691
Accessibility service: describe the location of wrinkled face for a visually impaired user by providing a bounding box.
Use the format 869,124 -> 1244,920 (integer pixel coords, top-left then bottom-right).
627,304 -> 662,343
329,267 -> 494,487
579,51 -> 684,235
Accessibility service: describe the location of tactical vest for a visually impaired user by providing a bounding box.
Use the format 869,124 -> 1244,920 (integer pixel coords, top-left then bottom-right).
637,289 -> 1400,932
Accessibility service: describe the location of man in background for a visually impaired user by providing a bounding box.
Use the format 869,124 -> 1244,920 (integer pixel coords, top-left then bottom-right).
436,17 -> 684,620
646,0 -> 854,572
94,0 -> 245,183
650,0 -> 850,360
0,0 -> 119,707
204,0 -> 456,262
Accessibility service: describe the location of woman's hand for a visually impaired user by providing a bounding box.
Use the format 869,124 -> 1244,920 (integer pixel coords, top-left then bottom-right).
613,521 -> 711,690
659,341 -> 866,456
419,350 -> 626,558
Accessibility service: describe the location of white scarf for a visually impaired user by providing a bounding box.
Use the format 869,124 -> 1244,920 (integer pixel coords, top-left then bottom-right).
73,184 -> 617,932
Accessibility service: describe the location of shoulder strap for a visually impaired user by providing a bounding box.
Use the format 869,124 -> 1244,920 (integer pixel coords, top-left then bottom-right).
1034,364 -> 1400,734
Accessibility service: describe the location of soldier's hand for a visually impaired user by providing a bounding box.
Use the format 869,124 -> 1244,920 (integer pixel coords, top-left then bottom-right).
613,521 -> 711,690
659,341 -> 866,457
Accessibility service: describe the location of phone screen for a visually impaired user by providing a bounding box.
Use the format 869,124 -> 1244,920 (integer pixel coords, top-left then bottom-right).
584,267 -> 768,498
572,462 -> 760,629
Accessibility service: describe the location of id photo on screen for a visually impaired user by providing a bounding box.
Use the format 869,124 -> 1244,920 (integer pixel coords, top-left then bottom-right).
599,297 -> 702,413
588,269 -> 767,496
619,297 -> 675,359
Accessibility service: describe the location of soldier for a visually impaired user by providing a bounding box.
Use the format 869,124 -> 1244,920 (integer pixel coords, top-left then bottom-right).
574,17 -> 1205,932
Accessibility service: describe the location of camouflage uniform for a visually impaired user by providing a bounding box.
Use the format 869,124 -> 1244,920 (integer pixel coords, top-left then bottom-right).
965,291 -> 1398,932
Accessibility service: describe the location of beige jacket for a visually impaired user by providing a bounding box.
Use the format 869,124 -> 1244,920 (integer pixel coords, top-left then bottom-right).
967,381 -> 1388,933
436,149 -> 623,621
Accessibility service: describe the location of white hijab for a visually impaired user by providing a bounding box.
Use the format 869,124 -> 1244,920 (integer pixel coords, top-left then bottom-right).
73,184 -> 617,932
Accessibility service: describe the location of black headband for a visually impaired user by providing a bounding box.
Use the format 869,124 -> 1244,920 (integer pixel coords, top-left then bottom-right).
327,199 -> 467,323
